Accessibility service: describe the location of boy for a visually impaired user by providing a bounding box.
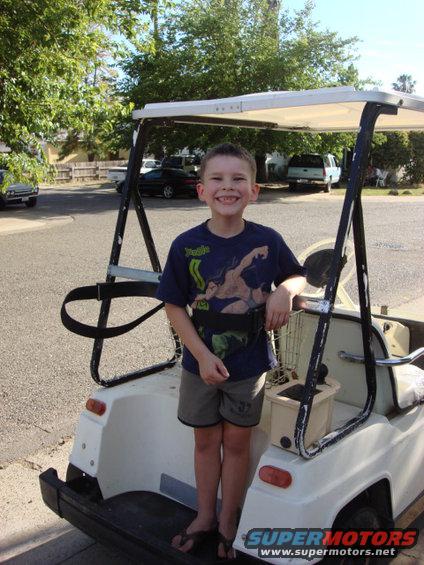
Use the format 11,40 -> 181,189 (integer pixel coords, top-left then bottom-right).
156,143 -> 306,559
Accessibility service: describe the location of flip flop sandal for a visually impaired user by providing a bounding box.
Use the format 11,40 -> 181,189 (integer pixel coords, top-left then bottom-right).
174,525 -> 217,553
217,531 -> 236,560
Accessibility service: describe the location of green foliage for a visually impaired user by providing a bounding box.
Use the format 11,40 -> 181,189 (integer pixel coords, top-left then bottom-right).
370,75 -> 424,183
371,132 -> 411,170
392,74 -> 416,94
405,132 -> 424,184
0,0 -> 156,181
0,151 -> 54,192
119,0 -> 360,173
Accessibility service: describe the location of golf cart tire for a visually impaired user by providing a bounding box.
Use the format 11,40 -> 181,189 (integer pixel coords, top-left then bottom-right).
321,505 -> 383,565
336,504 -> 382,529
162,184 -> 175,199
25,197 -> 37,207
288,182 -> 297,191
116,181 -> 124,194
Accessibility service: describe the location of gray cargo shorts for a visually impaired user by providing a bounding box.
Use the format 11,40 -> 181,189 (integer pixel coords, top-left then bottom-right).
178,368 -> 266,428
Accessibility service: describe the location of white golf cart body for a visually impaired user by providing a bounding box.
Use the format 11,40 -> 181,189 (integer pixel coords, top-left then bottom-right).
40,87 -> 424,564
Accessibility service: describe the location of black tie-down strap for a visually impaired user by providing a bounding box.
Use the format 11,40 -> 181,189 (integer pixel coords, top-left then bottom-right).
61,281 -> 164,339
191,304 -> 266,334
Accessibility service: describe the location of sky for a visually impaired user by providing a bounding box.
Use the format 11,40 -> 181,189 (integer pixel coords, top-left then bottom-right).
283,0 -> 424,96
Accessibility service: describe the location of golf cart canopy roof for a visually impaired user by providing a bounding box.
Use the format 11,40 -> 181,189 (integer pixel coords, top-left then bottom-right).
133,86 -> 424,132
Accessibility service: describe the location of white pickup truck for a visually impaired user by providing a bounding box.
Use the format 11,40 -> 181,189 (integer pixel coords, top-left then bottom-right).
107,159 -> 161,192
286,153 -> 341,193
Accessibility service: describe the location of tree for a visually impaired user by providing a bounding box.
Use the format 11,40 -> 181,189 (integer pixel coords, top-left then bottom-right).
406,132 -> 424,185
392,74 -> 416,94
120,0 -> 361,180
0,0 -> 156,184
371,74 -> 424,185
371,132 -> 411,171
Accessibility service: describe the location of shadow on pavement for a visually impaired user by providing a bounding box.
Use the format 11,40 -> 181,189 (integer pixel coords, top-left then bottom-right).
2,511 -> 423,564
0,183 -> 324,222
1,523 -> 132,565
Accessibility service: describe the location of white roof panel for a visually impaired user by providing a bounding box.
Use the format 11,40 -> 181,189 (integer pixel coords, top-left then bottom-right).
133,87 -> 424,132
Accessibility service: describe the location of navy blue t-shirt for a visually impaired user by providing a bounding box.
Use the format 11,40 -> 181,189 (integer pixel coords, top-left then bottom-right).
156,220 -> 306,381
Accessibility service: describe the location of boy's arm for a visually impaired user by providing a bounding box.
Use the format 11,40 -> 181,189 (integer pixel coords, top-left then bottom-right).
165,303 -> 229,385
265,275 -> 306,331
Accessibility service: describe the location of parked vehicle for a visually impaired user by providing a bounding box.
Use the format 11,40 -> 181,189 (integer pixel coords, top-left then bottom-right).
287,153 -> 341,193
161,154 -> 200,174
41,87 -> 424,564
108,159 -> 161,192
139,167 -> 198,199
0,169 -> 39,209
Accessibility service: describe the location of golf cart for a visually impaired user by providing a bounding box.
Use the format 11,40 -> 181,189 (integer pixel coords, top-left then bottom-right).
40,87 -> 424,564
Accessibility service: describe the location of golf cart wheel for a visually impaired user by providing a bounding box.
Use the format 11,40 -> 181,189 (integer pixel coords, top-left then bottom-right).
116,181 -> 124,194
324,179 -> 332,193
25,197 -> 37,207
323,505 -> 383,565
0,199 -> 6,210
288,182 -> 296,191
162,184 -> 175,199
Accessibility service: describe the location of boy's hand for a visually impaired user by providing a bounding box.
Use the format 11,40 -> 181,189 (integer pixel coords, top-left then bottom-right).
265,285 -> 293,331
198,351 -> 229,385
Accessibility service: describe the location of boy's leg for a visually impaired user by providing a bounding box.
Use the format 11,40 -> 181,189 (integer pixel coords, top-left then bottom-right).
216,373 -> 266,558
218,422 -> 252,559
172,423 -> 222,552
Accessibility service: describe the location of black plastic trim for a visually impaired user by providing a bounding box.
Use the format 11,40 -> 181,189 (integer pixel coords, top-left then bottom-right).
39,469 -> 209,564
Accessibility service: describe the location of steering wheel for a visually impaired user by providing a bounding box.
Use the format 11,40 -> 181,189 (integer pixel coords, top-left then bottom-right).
297,238 -> 356,308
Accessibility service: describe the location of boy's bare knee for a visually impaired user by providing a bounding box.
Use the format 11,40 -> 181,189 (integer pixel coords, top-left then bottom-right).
194,423 -> 223,452
222,423 -> 251,457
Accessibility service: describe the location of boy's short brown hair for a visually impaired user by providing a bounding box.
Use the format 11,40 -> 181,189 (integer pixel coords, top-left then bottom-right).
199,143 -> 257,182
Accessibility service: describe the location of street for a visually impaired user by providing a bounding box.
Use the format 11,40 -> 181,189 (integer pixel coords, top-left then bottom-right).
1,185 -> 423,463
1,185 -> 423,564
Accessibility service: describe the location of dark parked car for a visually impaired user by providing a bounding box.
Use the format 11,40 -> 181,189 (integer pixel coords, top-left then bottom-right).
0,169 -> 39,209
117,168 -> 198,198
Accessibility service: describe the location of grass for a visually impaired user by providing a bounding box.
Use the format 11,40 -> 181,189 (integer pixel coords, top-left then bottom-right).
330,185 -> 424,196
260,182 -> 424,196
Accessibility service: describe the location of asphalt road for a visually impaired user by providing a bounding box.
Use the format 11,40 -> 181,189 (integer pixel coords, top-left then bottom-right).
1,185 -> 423,464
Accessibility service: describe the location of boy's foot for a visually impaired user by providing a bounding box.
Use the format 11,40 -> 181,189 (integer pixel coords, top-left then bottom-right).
172,517 -> 217,553
217,525 -> 237,559
218,521 -> 237,560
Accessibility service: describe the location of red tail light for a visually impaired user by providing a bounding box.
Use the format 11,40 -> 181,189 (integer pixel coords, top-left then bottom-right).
183,179 -> 196,185
323,167 -> 326,177
86,398 -> 107,416
259,465 -> 292,488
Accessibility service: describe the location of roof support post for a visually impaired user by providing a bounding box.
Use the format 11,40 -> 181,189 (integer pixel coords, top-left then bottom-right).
295,102 -> 398,458
90,119 -> 181,387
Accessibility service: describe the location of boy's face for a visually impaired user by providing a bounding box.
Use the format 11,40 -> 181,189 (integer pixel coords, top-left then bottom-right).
197,155 -> 259,219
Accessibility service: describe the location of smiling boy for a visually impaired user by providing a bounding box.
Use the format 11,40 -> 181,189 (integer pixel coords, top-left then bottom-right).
156,143 -> 306,559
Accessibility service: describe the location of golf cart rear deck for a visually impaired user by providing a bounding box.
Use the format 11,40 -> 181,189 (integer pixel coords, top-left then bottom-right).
40,87 -> 424,563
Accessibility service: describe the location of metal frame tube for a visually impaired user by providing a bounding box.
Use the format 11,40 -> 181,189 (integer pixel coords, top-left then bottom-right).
90,119 -> 181,387
294,102 -> 397,458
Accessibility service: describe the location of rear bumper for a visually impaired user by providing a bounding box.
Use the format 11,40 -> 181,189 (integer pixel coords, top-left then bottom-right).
40,468 -> 259,564
39,468 -> 195,564
286,177 -> 326,185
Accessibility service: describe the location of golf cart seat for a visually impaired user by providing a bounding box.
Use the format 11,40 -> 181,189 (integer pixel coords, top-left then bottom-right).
389,363 -> 424,409
369,315 -> 424,410
293,307 -> 424,415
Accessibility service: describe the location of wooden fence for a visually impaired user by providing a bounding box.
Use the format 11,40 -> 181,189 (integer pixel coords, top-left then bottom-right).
53,160 -> 127,182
